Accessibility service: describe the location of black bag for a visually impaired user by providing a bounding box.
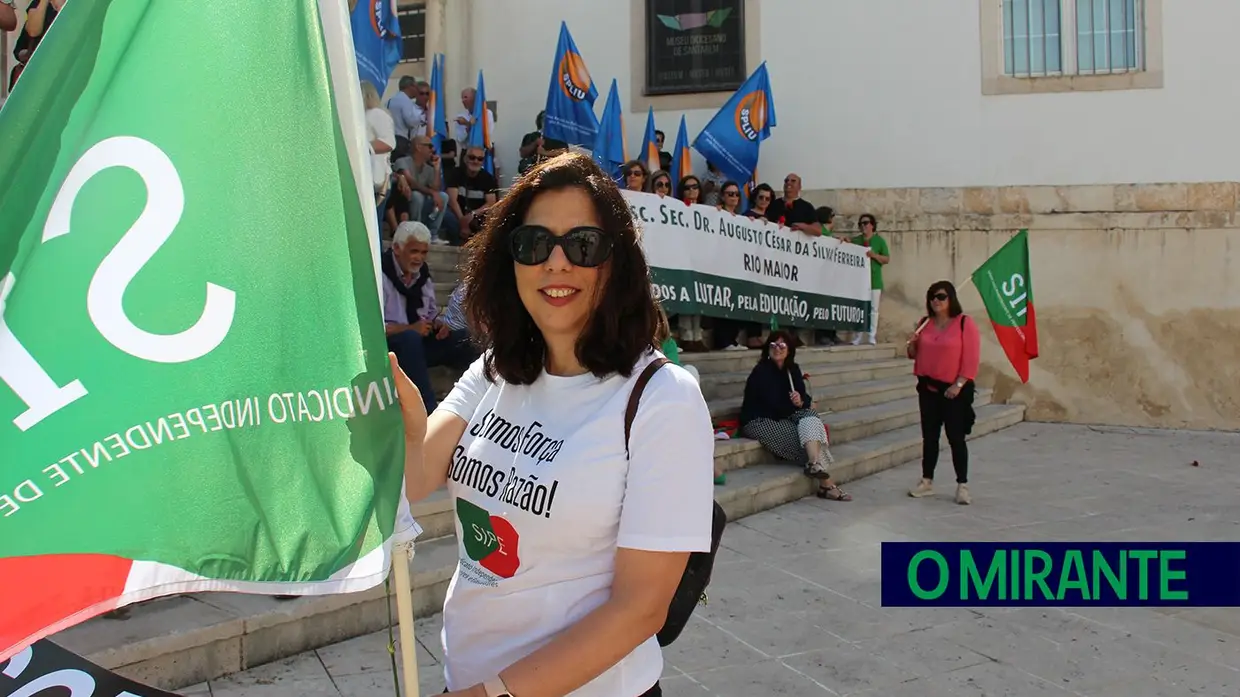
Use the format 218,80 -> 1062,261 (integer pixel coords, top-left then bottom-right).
624,358 -> 727,647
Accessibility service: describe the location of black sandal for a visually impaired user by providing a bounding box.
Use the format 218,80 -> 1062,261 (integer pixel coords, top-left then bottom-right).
816,484 -> 852,501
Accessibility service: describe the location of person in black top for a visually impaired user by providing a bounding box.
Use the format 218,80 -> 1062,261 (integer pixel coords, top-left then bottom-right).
445,145 -> 498,243
518,111 -> 569,175
655,129 -> 672,172
744,183 -> 775,220
739,331 -> 853,500
766,173 -> 819,236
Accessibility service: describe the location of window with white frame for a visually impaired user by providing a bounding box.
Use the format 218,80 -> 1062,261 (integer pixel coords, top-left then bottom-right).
1003,0 -> 1145,77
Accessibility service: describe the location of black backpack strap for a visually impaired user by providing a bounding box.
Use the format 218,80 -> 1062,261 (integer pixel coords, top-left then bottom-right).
624,357 -> 672,459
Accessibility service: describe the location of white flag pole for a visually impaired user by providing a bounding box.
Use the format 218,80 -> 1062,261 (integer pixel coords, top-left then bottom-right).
391,539 -> 421,697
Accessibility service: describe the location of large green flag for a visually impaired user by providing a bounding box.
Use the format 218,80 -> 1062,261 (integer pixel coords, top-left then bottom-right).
971,229 -> 1039,382
0,0 -> 410,661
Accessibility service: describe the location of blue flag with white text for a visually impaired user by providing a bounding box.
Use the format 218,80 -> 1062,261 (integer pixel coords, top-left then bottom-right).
543,21 -> 599,147
692,62 -> 776,187
350,0 -> 402,92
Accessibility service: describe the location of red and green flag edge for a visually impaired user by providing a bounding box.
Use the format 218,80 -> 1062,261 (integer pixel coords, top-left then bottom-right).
970,229 -> 1038,383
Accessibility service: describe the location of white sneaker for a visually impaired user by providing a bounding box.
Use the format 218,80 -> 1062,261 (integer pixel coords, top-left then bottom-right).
724,344 -> 748,351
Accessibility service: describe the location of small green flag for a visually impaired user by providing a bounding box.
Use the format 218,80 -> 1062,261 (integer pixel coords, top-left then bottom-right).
0,0 -> 408,661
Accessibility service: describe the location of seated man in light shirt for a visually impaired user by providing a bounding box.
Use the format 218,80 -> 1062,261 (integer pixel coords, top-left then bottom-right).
383,222 -> 474,411
439,280 -> 480,364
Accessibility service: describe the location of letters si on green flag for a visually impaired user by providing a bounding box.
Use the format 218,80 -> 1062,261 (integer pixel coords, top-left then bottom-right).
970,230 -> 1039,383
0,0 -> 411,661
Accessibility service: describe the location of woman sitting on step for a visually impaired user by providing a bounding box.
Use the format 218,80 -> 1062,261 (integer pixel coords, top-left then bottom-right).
740,331 -> 853,501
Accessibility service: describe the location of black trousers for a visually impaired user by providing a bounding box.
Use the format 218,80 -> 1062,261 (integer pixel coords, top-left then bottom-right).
917,378 -> 976,484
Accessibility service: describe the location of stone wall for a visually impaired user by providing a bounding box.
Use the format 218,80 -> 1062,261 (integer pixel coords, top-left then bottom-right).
806,182 -> 1240,431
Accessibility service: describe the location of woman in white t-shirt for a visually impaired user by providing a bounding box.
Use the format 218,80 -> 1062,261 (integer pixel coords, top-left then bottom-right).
389,152 -> 715,697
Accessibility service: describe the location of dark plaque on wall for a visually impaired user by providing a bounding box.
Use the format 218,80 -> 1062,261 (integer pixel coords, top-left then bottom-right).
645,0 -> 745,95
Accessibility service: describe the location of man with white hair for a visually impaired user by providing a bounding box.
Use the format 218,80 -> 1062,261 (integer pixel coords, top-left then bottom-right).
383,222 -> 472,411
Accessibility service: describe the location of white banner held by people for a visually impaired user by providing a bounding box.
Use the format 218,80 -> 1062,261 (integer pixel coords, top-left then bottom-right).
624,191 -> 872,330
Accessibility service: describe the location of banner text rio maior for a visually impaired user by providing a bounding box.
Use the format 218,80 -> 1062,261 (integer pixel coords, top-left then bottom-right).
624,191 -> 872,330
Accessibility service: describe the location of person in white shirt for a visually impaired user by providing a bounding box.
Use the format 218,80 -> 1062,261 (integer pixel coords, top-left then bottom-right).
454,86 -> 501,178
389,152 -> 714,697
388,76 -> 428,145
361,81 -> 396,200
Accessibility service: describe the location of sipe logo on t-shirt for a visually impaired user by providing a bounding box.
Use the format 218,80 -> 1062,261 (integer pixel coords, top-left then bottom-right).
448,409 -> 568,584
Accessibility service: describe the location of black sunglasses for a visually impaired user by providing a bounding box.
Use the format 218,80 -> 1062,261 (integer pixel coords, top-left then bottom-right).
683,183 -> 700,190
723,189 -> 740,197
627,169 -> 645,177
466,155 -> 484,163
861,219 -> 875,226
654,180 -> 670,189
931,292 -> 949,301
510,225 -> 613,268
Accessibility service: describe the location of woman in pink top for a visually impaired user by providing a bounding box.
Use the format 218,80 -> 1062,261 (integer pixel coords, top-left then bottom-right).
905,281 -> 981,504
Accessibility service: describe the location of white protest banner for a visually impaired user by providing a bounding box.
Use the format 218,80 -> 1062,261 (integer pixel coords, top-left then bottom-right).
624,191 -> 873,330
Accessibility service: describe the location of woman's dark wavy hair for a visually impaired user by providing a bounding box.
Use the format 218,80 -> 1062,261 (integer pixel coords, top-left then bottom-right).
759,330 -> 800,373
621,159 -> 650,191
462,152 -> 668,385
677,174 -> 702,202
925,280 -> 965,319
750,183 -> 775,205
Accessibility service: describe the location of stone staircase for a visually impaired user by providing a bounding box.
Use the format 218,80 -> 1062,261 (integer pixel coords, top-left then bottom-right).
49,245 -> 1027,690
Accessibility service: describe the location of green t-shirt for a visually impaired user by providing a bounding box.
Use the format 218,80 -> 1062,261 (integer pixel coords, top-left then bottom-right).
660,336 -> 681,364
851,233 -> 889,290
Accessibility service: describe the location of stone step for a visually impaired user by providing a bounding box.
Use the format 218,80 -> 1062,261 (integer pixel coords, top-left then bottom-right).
52,534 -> 460,691
716,403 -> 1026,521
682,343 -> 900,375
57,403 -> 1024,691
410,389 -> 992,543
698,357 -> 911,402
433,281 -> 455,309
707,375 -> 914,418
427,246 -> 464,270
713,390 -> 993,475
429,352 -> 915,403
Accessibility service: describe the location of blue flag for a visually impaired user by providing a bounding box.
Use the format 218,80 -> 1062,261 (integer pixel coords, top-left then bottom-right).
692,61 -> 777,187
350,0 -> 402,92
429,54 -> 449,188
592,79 -> 627,182
429,54 -> 448,151
639,107 -> 661,173
467,70 -> 494,175
543,21 -> 599,146
669,115 -> 692,191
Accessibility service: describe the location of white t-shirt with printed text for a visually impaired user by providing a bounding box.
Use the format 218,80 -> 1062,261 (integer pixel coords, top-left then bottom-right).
436,351 -> 715,696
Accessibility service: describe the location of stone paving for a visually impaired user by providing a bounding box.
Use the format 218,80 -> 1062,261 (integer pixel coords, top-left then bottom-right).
181,423 -> 1240,696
